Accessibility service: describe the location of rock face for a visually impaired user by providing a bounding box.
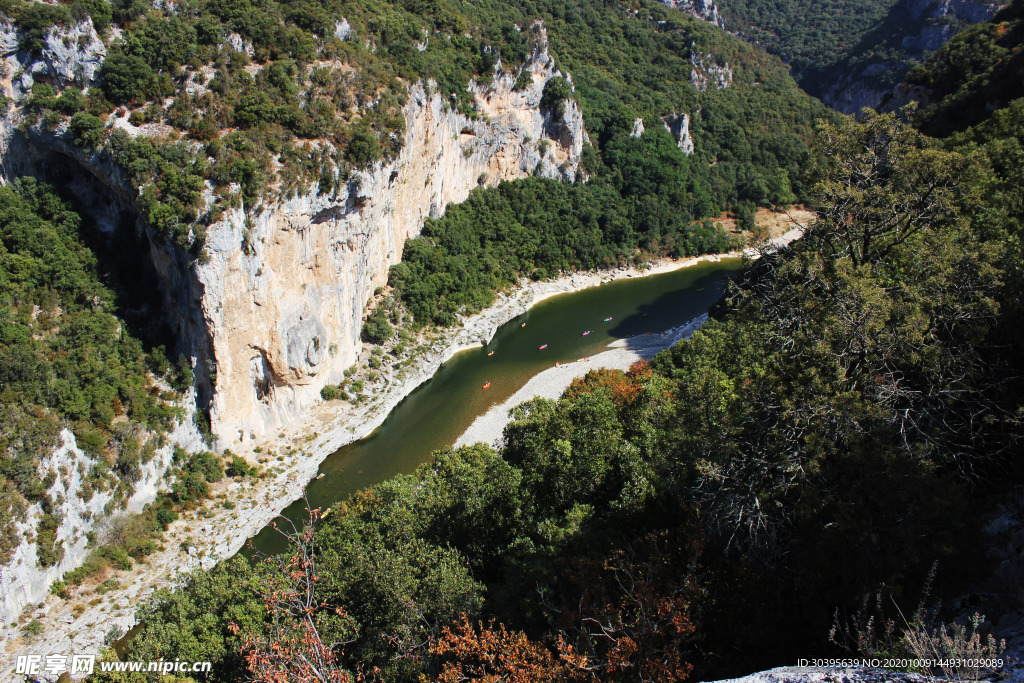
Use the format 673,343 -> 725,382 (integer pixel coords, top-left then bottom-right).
0,19 -> 105,99
0,418 -> 205,626
664,113 -> 695,155
198,35 -> 585,446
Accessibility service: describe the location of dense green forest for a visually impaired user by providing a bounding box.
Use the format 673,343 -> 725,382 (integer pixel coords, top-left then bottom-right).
3,0 -> 826,259
98,35 -> 1024,683
389,174 -> 737,327
0,179 -> 188,565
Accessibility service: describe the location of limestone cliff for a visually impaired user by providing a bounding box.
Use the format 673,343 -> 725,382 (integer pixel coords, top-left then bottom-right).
196,33 -> 586,446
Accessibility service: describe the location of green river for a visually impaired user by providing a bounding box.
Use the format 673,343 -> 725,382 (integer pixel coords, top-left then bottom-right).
246,257 -> 744,555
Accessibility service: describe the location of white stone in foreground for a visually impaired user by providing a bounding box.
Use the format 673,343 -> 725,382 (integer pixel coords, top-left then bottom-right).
704,667 -> 933,683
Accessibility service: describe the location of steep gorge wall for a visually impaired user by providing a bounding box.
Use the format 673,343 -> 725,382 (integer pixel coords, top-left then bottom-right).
2,19 -> 584,449
197,41 -> 586,447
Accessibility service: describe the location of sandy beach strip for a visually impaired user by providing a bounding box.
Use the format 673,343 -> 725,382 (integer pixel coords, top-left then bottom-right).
454,314 -> 708,449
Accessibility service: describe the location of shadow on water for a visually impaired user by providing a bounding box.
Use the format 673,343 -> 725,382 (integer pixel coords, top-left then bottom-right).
243,257 -> 746,557
610,270 -> 737,341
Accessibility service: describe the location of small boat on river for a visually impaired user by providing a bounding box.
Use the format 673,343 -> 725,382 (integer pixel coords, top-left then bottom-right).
487,351 -> 494,356
482,381 -> 492,389
603,317 -> 613,322
521,322 -> 526,327
582,330 -> 590,336
315,473 -> 326,480
538,344 -> 548,350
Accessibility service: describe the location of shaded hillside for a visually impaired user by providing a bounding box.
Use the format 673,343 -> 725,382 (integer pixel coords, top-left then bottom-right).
907,0 -> 1024,135
713,0 -> 998,112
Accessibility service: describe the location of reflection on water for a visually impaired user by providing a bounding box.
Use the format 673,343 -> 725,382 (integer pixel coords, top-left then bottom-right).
245,258 -> 744,555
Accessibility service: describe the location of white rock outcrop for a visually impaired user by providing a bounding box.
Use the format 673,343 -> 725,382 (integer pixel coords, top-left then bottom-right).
664,112 -> 695,156
656,0 -> 726,29
0,19 -> 105,99
691,52 -> 733,92
0,413 -> 205,626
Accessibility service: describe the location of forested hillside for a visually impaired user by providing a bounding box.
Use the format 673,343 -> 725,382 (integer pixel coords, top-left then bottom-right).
100,12 -> 1024,677
907,0 -> 1024,135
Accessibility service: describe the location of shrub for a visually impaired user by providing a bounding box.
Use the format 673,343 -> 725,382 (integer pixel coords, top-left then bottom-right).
187,451 -> 223,483
155,509 -> 178,529
53,87 -> 85,115
540,76 -> 571,116
226,455 -> 255,478
69,112 -> 105,148
346,127 -> 383,167
362,309 -> 393,345
101,37 -> 153,103
97,545 -> 132,571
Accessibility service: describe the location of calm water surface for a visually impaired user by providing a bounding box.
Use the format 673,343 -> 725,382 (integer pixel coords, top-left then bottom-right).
246,257 -> 744,555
